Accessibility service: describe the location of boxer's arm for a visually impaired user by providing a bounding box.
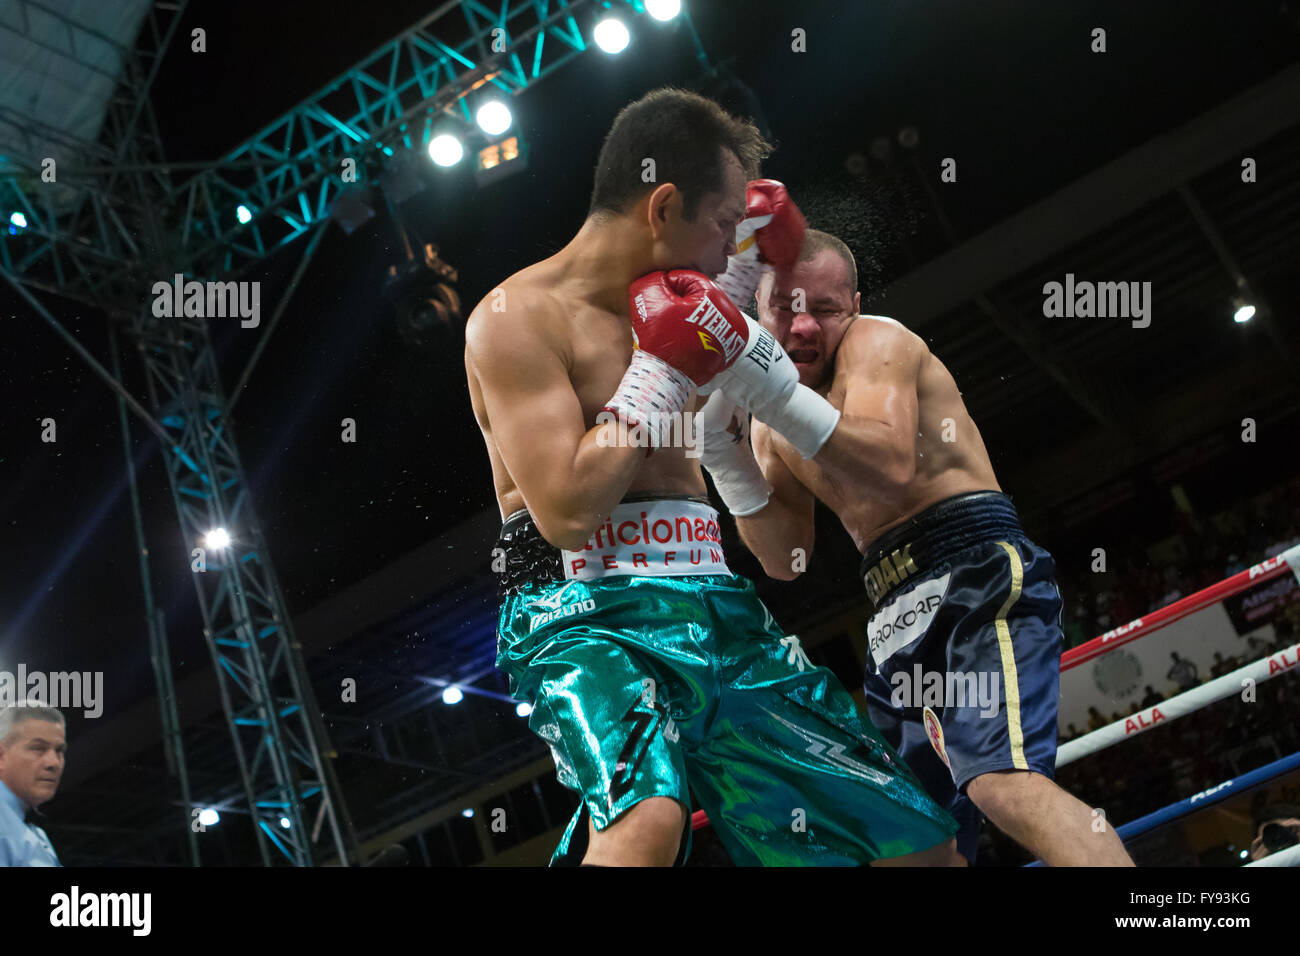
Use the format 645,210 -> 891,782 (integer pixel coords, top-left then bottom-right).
466,294 -> 642,551
814,320 -> 923,504
736,420 -> 816,581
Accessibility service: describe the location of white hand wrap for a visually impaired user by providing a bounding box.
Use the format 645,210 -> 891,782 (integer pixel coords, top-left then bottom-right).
712,214 -> 771,308
709,314 -> 841,459
698,391 -> 771,516
601,349 -> 694,448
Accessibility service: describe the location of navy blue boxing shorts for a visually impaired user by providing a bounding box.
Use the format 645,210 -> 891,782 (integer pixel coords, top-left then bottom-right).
859,491 -> 1064,863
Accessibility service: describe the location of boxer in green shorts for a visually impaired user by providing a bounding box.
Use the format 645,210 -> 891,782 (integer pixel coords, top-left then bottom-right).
494,496 -> 956,865
466,87 -> 959,866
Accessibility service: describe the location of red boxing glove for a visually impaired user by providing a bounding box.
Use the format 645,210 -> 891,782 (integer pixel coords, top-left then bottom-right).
745,179 -> 807,268
628,270 -> 749,385
600,271 -> 749,450
713,180 -> 807,308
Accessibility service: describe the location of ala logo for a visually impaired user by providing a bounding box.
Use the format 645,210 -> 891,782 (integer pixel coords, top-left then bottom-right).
528,582 -> 595,632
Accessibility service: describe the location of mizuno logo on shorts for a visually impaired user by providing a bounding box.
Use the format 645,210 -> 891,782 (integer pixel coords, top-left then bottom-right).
527,583 -> 597,632
529,598 -> 596,633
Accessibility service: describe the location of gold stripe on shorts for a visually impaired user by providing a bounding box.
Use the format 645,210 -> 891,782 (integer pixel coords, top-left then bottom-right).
994,541 -> 1028,770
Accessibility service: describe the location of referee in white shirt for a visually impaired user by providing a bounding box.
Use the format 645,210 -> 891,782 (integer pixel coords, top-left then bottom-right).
0,702 -> 65,867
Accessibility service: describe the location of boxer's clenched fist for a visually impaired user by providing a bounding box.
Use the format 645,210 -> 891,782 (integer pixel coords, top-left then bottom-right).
602,271 -> 748,448
714,179 -> 807,307
744,179 -> 806,268
629,270 -> 748,384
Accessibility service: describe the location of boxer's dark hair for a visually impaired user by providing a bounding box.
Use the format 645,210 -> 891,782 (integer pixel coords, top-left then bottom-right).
588,87 -> 771,221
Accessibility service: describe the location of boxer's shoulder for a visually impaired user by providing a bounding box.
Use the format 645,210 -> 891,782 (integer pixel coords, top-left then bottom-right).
838,314 -> 929,374
466,276 -> 568,357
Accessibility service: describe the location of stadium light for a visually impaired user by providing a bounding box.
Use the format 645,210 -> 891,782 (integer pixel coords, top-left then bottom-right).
645,0 -> 681,22
476,101 -> 512,136
594,18 -> 630,54
428,134 -> 464,167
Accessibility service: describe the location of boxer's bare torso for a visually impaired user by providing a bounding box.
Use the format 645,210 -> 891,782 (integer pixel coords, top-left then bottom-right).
756,315 -> 999,553
466,253 -> 706,525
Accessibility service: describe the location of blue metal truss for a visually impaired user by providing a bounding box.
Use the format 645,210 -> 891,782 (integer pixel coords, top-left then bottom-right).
170,0 -> 611,280
0,0 -> 707,867
1,1 -> 685,302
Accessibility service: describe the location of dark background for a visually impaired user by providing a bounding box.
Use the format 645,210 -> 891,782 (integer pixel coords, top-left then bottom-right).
2,0 -> 1299,865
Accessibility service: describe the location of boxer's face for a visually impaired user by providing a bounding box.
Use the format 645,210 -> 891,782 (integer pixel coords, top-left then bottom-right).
759,250 -> 860,388
0,719 -> 65,808
649,148 -> 746,280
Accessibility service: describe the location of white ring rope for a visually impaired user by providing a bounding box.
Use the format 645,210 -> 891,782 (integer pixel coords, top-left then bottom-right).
1057,639 -> 1300,767
1244,842 -> 1300,867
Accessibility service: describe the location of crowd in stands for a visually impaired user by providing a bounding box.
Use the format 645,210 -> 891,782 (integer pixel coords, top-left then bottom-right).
981,474 -> 1300,864
980,670 -> 1300,865
1053,475 -> 1300,744
1058,475 -> 1300,652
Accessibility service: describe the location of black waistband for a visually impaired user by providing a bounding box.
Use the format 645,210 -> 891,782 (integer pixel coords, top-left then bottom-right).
859,491 -> 1023,608
495,494 -> 713,598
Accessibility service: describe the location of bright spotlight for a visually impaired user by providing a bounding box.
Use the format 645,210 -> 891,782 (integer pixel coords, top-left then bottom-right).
1233,303 -> 1255,324
9,211 -> 28,229
428,134 -> 464,167
204,528 -> 231,549
594,18 -> 630,54
1239,849 -> 1249,859
516,702 -> 532,717
476,101 -> 512,136
645,0 -> 681,21
236,204 -> 252,224
279,816 -> 291,829
443,685 -> 464,705
198,808 -> 220,827
462,808 -> 475,818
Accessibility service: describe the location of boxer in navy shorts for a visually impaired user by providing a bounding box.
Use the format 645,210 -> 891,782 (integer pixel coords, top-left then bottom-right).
700,226 -> 1134,866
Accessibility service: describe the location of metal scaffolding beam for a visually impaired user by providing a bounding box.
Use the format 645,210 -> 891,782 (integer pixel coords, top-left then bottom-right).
0,0 -> 701,866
